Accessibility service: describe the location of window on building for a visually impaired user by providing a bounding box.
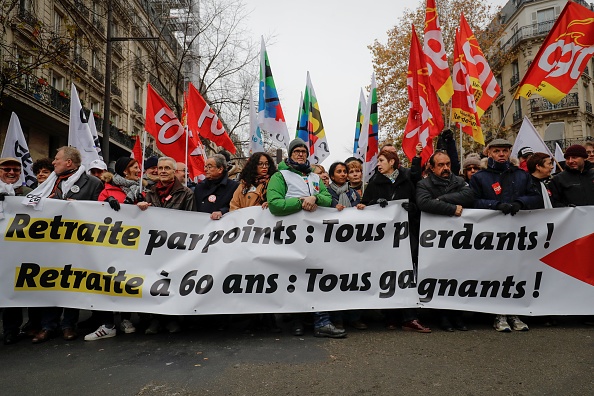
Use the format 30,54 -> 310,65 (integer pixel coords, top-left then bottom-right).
498,104 -> 505,127
514,99 -> 522,121
53,9 -> 63,34
20,0 -> 33,13
92,51 -> 99,68
134,84 -> 142,105
110,113 -> 119,128
112,63 -> 119,85
52,74 -> 65,91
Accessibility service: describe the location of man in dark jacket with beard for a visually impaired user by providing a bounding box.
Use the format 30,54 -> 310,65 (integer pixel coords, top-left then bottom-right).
416,151 -> 474,217
416,151 -> 474,332
470,139 -> 540,333
194,154 -> 238,220
550,145 -> 594,207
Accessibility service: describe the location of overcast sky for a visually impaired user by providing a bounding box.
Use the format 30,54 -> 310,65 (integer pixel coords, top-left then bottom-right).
243,0 -> 508,165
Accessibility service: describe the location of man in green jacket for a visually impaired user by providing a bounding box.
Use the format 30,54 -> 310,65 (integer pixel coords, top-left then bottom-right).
267,138 -> 345,338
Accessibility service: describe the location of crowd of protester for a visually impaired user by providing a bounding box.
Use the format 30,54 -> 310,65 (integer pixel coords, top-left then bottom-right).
1,130 -> 594,345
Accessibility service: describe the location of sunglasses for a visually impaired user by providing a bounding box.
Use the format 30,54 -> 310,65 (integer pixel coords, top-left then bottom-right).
465,166 -> 480,171
0,167 -> 21,172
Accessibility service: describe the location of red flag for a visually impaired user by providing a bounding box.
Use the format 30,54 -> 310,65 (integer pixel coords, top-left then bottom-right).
402,26 -> 444,164
424,0 -> 453,103
517,1 -> 594,104
182,91 -> 206,182
145,84 -> 188,162
451,21 -> 483,144
131,135 -> 143,164
186,82 -> 236,154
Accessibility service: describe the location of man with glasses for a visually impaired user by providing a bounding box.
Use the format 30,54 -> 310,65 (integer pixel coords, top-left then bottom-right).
267,138 -> 345,338
0,157 -> 34,345
194,154 -> 238,220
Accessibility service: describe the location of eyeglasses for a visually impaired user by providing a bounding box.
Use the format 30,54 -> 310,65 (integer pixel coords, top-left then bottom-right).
204,164 -> 218,170
465,166 -> 480,171
257,162 -> 270,167
0,167 -> 21,173
292,149 -> 308,155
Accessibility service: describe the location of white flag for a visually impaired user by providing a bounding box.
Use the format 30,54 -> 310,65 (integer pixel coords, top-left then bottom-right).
68,83 -> 100,170
512,116 -> 554,159
554,143 -> 565,163
1,112 -> 35,187
87,110 -> 103,160
249,90 -> 264,155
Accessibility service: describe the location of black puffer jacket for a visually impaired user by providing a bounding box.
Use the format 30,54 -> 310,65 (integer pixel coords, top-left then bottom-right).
416,172 -> 474,216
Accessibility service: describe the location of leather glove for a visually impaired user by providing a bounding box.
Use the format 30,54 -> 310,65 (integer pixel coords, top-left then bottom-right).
402,201 -> 417,212
106,196 -> 121,211
136,193 -> 145,203
509,201 -> 523,216
0,192 -> 7,201
376,198 -> 388,208
496,202 -> 513,215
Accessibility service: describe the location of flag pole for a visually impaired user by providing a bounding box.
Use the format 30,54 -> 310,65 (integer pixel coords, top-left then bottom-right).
459,124 -> 464,164
139,130 -> 147,191
184,125 -> 189,184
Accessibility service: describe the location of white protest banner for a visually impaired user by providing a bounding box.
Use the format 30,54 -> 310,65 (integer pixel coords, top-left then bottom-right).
0,198 -> 416,314
418,208 -> 594,315
511,116 -> 554,159
68,83 -> 100,170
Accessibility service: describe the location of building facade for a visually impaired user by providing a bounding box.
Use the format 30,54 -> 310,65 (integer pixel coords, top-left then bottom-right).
0,0 -> 187,164
489,0 -> 594,150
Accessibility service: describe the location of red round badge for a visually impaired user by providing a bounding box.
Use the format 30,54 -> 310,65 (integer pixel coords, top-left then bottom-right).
208,194 -> 217,203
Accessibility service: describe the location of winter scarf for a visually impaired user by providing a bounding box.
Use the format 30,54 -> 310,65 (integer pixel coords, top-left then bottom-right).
112,173 -> 143,202
287,158 -> 311,174
330,182 -> 351,207
22,166 -> 86,209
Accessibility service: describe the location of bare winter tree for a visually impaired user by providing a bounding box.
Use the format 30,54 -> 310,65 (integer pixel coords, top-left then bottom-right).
146,0 -> 259,156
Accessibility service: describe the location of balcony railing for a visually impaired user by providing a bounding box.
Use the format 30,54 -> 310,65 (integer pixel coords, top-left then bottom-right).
134,102 -> 143,114
584,66 -> 590,77
74,0 -> 89,18
512,111 -> 522,124
112,41 -> 122,55
92,16 -> 105,33
133,56 -> 144,76
18,8 -> 39,27
73,54 -> 88,71
586,101 -> 593,114
111,83 -> 122,97
91,66 -> 104,82
500,20 -> 556,53
510,73 -> 520,87
545,136 -> 594,153
530,92 -> 579,113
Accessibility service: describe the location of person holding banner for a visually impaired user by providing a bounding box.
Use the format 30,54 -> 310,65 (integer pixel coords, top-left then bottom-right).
361,148 -> 430,333
26,147 -> 103,343
98,157 -> 145,212
416,151 -> 474,332
267,138 -> 344,338
230,152 -> 279,333
137,157 -> 196,335
194,154 -> 238,220
0,157 -> 37,345
470,139 -> 540,332
345,158 -> 364,197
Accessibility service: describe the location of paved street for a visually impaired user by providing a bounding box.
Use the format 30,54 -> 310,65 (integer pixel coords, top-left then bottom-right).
0,312 -> 592,395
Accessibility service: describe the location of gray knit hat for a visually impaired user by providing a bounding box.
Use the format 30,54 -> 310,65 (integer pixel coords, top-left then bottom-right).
288,138 -> 308,157
463,153 -> 482,169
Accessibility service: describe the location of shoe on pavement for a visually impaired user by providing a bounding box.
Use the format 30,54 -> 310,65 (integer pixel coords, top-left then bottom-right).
3,330 -> 21,345
84,325 -> 116,341
314,324 -> 347,338
402,319 -> 431,333
349,320 -> 368,330
32,329 -> 53,344
145,319 -> 160,335
292,320 -> 304,336
508,316 -> 529,331
494,315 -> 511,332
120,319 -> 136,334
62,327 -> 78,341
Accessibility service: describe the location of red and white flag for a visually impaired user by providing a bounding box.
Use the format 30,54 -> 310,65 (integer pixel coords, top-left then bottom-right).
403,26 -> 444,164
424,0 -> 453,104
186,82 -> 236,154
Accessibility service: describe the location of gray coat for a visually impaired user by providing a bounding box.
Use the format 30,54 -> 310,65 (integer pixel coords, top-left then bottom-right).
52,172 -> 103,201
